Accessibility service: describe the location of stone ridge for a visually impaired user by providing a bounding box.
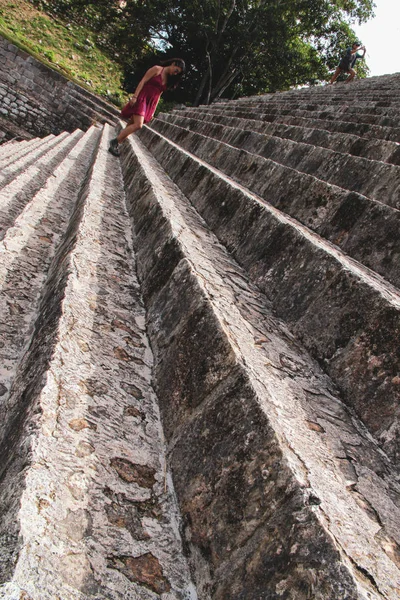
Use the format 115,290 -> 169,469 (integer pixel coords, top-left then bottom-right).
142,78 -> 400,463
0,126 -> 195,598
0,71 -> 400,599
129,73 -> 399,595
120,133 -> 400,599
151,116 -> 400,286
136,123 -> 400,461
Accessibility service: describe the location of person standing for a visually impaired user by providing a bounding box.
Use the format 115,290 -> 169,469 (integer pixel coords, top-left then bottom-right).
330,42 -> 366,84
109,58 -> 186,156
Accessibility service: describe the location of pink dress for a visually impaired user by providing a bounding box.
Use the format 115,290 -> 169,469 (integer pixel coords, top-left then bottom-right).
131,69 -> 167,123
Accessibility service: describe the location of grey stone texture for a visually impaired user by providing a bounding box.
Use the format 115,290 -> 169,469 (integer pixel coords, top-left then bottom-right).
0,67 -> 400,599
0,125 -> 195,599
0,36 -> 119,138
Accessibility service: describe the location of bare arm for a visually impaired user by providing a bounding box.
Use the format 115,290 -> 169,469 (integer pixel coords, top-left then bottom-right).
130,66 -> 162,104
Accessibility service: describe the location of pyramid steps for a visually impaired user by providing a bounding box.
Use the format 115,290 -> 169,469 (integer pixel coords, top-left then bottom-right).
61,93 -> 117,131
0,125 -> 101,426
133,123 -> 400,462
66,85 -> 121,125
214,95 -> 400,114
173,109 -> 400,164
151,115 -> 400,288
199,105 -> 400,142
0,71 -> 399,599
0,125 -> 195,599
0,134 -> 56,174
224,100 -> 400,115
209,103 -> 400,129
119,133 -> 400,599
0,132 -> 74,189
157,112 -> 400,190
244,72 -> 400,97
0,131 -> 89,239
0,140 -> 30,161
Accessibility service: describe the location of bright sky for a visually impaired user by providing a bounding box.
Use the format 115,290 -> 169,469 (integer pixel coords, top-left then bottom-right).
353,0 -> 400,76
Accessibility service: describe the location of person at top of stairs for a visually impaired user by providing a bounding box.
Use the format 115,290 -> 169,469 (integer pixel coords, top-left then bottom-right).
330,41 -> 366,85
108,58 -> 186,156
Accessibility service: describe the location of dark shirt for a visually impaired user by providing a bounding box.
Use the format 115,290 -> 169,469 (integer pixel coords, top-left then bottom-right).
339,47 -> 363,71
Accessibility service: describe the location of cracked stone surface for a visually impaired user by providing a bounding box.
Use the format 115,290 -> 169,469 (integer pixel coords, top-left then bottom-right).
120,132 -> 400,599
1,70 -> 400,600
0,126 -> 196,599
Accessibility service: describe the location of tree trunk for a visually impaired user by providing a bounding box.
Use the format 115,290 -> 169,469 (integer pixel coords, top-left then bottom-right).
210,70 -> 238,102
194,64 -> 211,106
205,51 -> 213,105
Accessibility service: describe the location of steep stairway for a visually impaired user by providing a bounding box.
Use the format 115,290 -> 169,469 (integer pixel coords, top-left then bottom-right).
0,72 -> 399,600
138,76 -> 400,461
126,74 -> 400,598
0,124 -> 195,599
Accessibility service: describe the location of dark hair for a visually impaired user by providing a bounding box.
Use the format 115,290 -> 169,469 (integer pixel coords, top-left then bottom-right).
160,58 -> 186,89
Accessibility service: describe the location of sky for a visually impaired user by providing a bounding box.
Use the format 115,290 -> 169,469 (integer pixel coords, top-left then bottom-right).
353,0 -> 400,76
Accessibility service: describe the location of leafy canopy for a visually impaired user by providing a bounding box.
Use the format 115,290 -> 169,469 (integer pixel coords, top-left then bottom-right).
30,0 -> 375,103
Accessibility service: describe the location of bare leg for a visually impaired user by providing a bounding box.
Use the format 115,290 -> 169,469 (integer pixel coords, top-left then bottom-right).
117,115 -> 145,143
329,67 -> 342,84
345,68 -> 356,83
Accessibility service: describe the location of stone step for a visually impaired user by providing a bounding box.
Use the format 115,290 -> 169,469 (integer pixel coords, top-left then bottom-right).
0,124 -> 195,599
58,98 -> 97,133
240,106 -> 400,129
263,111 -> 400,142
233,75 -> 400,101
0,130 -> 86,237
213,85 -> 400,105
173,108 -> 400,164
67,86 -> 120,124
66,82 -> 121,118
0,139 -> 27,159
264,92 -> 400,107
119,132 -> 400,599
0,134 -> 55,169
271,83 -> 400,98
0,125 -> 101,421
136,123 -> 400,461
158,113 -> 400,207
216,98 -> 400,118
151,116 -> 400,288
64,93 -> 118,129
203,106 -> 400,142
0,132 -> 70,188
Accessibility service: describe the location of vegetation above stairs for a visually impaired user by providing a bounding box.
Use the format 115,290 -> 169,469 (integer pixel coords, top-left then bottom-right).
0,0 -> 124,105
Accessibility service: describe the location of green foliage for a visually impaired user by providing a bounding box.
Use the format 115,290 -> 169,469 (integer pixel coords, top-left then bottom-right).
152,0 -> 375,104
43,48 -> 55,61
2,0 -> 375,106
0,0 -> 125,102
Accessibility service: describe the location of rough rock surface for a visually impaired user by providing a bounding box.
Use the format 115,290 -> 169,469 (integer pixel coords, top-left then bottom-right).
0,126 -> 195,599
1,72 -> 400,599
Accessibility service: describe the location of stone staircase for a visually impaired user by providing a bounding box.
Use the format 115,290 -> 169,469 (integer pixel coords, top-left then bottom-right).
0,124 -> 195,600
0,73 -> 399,599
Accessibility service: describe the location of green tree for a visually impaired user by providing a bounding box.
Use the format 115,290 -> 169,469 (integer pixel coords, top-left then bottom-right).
151,0 -> 374,104
29,0 -> 375,104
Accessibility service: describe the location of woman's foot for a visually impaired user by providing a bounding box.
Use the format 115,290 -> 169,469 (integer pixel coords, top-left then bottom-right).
108,138 -> 120,156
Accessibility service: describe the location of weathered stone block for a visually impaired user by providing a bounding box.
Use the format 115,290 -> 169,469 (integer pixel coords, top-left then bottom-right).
150,262 -> 237,437
169,370 -> 360,599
